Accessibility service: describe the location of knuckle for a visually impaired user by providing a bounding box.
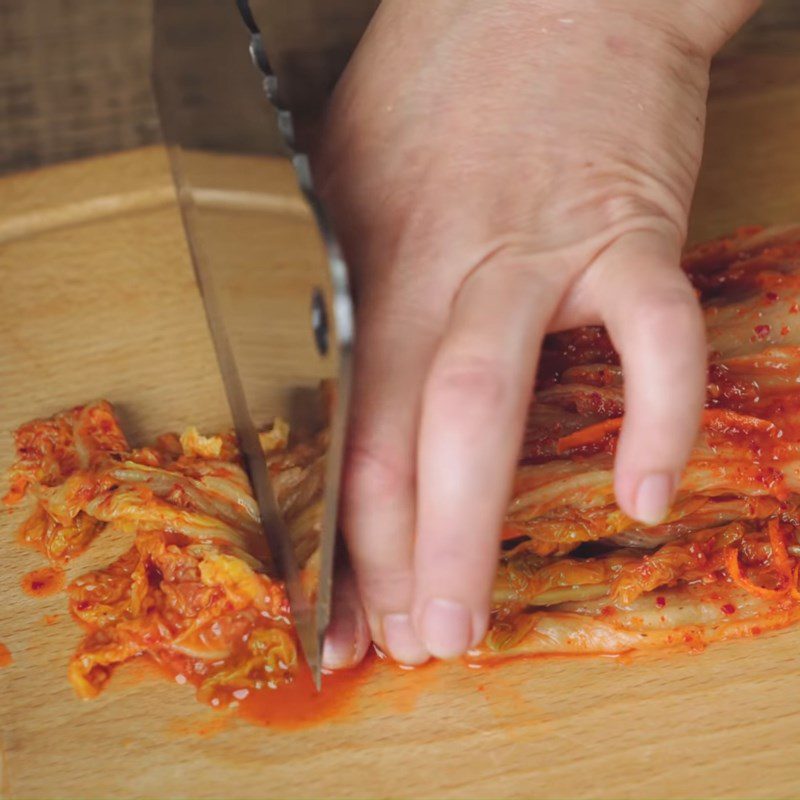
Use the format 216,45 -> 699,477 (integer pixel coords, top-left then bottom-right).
599,192 -> 688,241
348,544 -> 414,593
429,544 -> 488,577
357,568 -> 413,602
344,438 -> 411,504
417,544 -> 499,604
427,354 -> 509,416
634,287 -> 702,343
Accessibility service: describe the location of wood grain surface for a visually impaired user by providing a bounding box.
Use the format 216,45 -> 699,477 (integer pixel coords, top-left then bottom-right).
1,10 -> 800,800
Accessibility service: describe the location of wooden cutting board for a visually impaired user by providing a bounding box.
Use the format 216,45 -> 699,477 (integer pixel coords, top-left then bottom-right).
2,30 -> 800,800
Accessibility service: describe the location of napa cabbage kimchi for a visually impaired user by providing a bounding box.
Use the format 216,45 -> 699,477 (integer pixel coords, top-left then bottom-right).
4,401 -> 324,703
5,224 -> 800,706
479,224 -> 800,659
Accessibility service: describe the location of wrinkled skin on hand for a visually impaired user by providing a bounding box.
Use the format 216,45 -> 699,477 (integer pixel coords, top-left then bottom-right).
313,0 -> 762,667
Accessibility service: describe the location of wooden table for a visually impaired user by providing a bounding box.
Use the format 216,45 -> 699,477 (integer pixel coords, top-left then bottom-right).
1,0 -> 794,176
2,16 -> 800,800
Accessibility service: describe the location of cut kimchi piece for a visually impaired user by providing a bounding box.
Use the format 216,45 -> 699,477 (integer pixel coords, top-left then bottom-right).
4,402 -> 323,709
4,400 -> 128,506
68,530 -> 294,700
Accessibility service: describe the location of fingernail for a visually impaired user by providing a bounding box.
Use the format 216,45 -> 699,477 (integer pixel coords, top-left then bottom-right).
419,598 -> 472,660
322,609 -> 357,670
634,472 -> 674,526
383,613 -> 430,665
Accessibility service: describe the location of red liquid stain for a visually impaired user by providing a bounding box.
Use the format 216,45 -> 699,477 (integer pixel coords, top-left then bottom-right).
0,643 -> 11,667
21,566 -> 65,597
160,648 -> 440,732
147,649 -> 386,731
477,680 -> 530,739
379,656 -> 443,714
465,658 -> 567,740
231,651 -> 380,730
466,649 -> 632,671
156,648 -> 439,733
168,712 -> 234,739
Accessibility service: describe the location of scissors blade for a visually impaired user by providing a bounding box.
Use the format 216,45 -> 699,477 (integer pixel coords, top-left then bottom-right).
151,0 -> 356,689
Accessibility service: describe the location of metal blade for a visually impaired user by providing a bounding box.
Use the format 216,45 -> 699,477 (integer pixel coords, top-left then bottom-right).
151,0 -> 359,689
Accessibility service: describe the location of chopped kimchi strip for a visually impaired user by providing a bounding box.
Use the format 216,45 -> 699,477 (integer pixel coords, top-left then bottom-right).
4,402 -> 324,710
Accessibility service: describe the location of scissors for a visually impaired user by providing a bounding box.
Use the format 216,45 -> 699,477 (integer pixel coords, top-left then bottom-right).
152,0 -> 363,689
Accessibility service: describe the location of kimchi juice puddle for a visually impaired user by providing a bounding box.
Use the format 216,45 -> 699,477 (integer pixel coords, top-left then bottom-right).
154,650 -> 380,730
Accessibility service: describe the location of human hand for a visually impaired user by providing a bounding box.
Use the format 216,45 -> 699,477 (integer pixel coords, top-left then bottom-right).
316,0 -> 761,667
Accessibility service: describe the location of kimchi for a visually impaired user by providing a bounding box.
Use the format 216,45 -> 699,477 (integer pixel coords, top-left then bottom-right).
478,224 -> 800,660
5,224 -> 800,709
4,401 -> 324,704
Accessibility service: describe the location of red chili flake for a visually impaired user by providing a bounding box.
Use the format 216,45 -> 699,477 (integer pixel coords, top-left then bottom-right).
766,291 -> 779,303
781,325 -> 790,336
75,601 -> 90,611
753,324 -> 771,340
21,567 -> 65,598
721,603 -> 736,615
655,596 -> 666,608
752,626 -> 762,636
755,466 -> 784,490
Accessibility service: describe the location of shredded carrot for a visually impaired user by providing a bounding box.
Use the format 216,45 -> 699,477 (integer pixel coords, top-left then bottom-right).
705,409 -> 777,436
557,409 -> 776,454
766,518 -> 800,599
2,477 -> 28,505
792,564 -> 800,602
768,518 -> 793,575
556,418 -> 622,453
724,545 -> 787,600
768,517 -> 800,601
